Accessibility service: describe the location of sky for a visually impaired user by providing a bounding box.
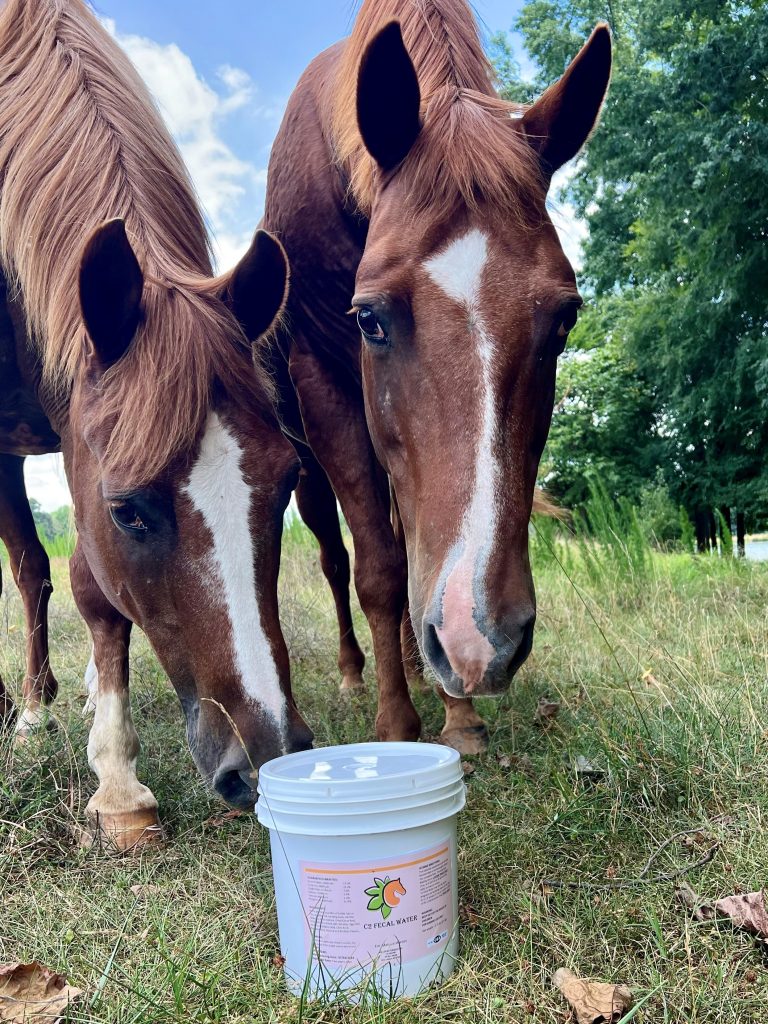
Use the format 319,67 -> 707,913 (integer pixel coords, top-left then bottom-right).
24,0 -> 585,511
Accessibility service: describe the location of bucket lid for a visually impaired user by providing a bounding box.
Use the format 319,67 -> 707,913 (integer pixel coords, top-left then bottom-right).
256,742 -> 465,835
258,741 -> 462,805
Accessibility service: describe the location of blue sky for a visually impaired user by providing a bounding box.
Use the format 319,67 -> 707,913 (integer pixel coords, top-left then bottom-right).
27,0 -> 584,510
92,0 -> 532,270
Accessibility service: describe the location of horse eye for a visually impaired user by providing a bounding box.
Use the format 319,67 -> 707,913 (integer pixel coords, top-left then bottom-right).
551,304 -> 581,356
557,304 -> 581,339
109,500 -> 147,536
356,308 -> 387,344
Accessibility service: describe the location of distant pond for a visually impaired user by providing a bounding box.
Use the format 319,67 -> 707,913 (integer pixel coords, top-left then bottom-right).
745,540 -> 768,562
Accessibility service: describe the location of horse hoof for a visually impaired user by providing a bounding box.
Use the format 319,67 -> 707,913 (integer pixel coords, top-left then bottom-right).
339,673 -> 365,693
440,724 -> 490,756
13,708 -> 58,746
84,809 -> 164,854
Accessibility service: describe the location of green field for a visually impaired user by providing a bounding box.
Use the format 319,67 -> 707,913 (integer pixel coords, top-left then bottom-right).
1,525 -> 767,1022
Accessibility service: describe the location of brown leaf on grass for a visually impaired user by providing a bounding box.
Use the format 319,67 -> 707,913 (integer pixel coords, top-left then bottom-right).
0,963 -> 83,1023
641,669 -> 661,688
203,810 -> 244,828
553,968 -> 633,1024
496,752 -> 536,776
715,890 -> 768,938
461,760 -> 476,776
459,903 -> 481,929
675,881 -> 715,922
129,884 -> 163,898
533,697 -> 560,728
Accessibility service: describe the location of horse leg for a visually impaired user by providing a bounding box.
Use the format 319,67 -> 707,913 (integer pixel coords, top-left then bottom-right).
70,542 -> 162,852
292,352 -> 421,742
82,645 -> 98,716
0,455 -> 58,739
295,456 -> 366,691
435,687 -> 490,755
0,676 -> 15,725
0,561 -> 17,725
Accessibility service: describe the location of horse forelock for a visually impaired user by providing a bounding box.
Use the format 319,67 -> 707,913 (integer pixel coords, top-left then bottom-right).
88,278 -> 276,491
330,0 -> 546,224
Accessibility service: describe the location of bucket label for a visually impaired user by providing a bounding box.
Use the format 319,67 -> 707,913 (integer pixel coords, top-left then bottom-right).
299,838 -> 455,969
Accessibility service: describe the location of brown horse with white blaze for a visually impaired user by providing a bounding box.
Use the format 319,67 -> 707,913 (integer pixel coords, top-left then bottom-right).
263,0 -> 611,751
0,0 -> 311,849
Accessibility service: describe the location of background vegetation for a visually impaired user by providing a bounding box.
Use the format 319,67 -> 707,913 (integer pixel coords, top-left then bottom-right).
492,0 -> 768,551
2,519 -> 768,1023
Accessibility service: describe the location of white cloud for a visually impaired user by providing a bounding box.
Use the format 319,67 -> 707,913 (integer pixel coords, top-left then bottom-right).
101,18 -> 278,271
24,454 -> 70,512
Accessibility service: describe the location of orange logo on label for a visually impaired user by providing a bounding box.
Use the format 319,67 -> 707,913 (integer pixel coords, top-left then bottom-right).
364,876 -> 407,920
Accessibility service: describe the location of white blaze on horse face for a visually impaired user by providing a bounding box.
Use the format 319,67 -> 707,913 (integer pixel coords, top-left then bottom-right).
424,229 -> 497,689
182,413 -> 287,743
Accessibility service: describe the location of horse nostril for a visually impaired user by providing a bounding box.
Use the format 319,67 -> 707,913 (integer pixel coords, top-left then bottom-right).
288,731 -> 313,753
213,769 -> 256,811
423,621 -> 452,682
507,614 -> 536,676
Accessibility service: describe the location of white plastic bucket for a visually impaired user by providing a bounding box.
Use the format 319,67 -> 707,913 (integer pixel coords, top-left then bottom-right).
256,741 -> 466,1001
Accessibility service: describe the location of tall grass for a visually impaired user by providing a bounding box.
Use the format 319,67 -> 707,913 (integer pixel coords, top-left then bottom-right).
532,477 -> 652,589
39,530 -> 76,559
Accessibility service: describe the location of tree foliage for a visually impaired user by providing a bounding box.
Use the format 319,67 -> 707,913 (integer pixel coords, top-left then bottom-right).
494,0 -> 768,527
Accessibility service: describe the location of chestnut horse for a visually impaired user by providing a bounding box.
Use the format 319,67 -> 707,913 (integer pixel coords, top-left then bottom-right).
0,0 -> 311,849
263,0 -> 611,752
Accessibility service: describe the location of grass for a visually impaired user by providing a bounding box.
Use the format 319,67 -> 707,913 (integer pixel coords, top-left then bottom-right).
2,521 -> 768,1022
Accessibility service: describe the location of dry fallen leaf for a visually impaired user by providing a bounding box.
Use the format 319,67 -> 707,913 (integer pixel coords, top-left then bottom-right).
553,968 -> 633,1024
496,752 -> 535,776
571,755 -> 607,784
533,697 -> 560,728
461,760 -> 476,776
715,890 -> 768,938
129,884 -> 163,898
675,881 -> 715,922
641,669 -> 661,688
0,963 -> 83,1024
459,903 -> 481,929
203,810 -> 244,828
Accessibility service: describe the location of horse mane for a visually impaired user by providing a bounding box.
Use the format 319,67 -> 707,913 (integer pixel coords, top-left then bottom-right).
331,0 -> 545,222
0,0 -> 273,488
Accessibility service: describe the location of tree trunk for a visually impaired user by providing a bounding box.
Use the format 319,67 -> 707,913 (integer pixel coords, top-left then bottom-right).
719,505 -> 733,557
736,511 -> 746,558
694,509 -> 708,553
707,509 -> 717,553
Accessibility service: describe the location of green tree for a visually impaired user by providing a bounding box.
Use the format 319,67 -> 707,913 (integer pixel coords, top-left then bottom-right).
494,0 -> 768,540
542,301 -> 667,509
29,497 -> 54,541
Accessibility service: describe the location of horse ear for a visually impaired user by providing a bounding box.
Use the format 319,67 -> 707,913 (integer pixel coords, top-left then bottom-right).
223,229 -> 289,341
79,219 -> 144,369
522,23 -> 612,176
357,21 -> 421,172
